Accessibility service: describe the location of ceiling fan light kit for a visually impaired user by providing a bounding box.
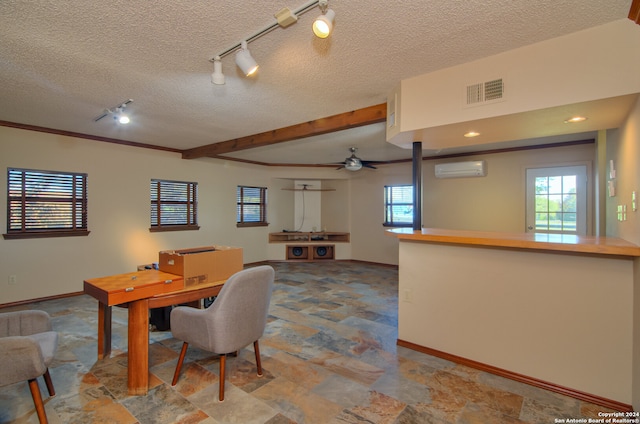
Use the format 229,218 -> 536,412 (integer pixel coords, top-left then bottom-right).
209,0 -> 335,84
337,147 -> 377,171
345,157 -> 362,171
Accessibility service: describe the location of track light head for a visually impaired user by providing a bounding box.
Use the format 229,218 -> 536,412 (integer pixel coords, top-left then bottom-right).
114,103 -> 131,124
313,0 -> 335,38
211,56 -> 225,85
235,41 -> 258,77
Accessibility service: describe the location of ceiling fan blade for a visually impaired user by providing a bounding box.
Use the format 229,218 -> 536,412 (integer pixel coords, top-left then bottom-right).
363,163 -> 377,169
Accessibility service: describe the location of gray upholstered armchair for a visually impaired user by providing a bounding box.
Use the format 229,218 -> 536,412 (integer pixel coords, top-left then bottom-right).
0,310 -> 58,424
170,265 -> 275,401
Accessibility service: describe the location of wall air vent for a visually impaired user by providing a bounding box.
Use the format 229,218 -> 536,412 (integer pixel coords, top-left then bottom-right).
464,78 -> 504,107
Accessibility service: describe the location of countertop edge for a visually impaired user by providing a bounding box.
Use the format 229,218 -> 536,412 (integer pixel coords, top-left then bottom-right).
386,228 -> 640,257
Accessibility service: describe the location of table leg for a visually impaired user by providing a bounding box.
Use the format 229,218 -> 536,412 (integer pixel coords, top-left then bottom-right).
127,299 -> 149,395
97,302 -> 112,360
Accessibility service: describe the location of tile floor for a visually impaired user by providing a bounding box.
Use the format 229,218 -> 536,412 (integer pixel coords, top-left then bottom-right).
0,261 -> 620,423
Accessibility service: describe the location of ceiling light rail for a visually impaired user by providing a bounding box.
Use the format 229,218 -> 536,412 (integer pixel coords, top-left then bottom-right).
94,99 -> 133,124
209,0 -> 334,84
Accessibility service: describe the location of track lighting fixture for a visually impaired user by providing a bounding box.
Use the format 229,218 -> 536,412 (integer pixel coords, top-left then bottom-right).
116,113 -> 130,124
209,0 -> 335,84
235,41 -> 259,76
312,0 -> 335,39
211,56 -> 225,85
94,99 -> 133,124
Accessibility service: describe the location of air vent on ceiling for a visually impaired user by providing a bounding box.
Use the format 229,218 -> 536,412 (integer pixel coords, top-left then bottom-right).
465,78 -> 504,107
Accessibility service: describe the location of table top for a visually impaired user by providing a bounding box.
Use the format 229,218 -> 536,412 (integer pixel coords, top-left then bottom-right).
84,269 -> 227,306
84,269 -> 179,290
84,269 -> 184,305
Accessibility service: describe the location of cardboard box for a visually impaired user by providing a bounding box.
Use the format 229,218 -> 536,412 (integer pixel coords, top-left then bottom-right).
158,245 -> 243,286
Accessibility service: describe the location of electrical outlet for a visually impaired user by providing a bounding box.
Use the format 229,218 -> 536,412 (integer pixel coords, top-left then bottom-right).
8,275 -> 17,285
402,289 -> 412,303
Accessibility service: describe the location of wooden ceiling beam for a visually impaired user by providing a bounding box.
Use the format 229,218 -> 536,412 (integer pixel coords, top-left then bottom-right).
181,103 -> 387,159
630,0 -> 640,25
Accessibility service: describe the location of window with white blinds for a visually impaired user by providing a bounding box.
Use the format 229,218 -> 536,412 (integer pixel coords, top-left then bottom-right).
4,168 -> 89,239
150,179 -> 199,232
237,186 -> 267,227
384,185 -> 413,227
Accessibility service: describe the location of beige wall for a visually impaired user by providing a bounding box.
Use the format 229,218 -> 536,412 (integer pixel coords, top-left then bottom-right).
0,126 -> 273,303
398,240 -> 634,404
390,19 -> 640,142
607,95 -> 640,410
607,96 -> 640,245
0,125 -> 602,303
423,143 -> 595,232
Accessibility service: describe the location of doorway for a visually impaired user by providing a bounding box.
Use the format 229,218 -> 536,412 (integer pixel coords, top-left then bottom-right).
525,165 -> 588,235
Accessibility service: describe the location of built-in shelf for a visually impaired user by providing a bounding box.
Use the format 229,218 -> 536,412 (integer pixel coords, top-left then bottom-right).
269,232 -> 350,243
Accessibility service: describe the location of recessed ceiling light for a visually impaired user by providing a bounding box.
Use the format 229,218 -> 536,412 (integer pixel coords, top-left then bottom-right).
464,131 -> 480,138
564,116 -> 587,124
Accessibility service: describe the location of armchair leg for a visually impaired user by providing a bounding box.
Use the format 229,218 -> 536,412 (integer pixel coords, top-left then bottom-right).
254,341 -> 263,377
219,354 -> 226,402
28,378 -> 48,424
172,342 -> 189,386
43,369 -> 55,397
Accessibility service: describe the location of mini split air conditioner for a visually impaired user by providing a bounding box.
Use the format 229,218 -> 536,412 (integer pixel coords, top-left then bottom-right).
434,161 -> 487,179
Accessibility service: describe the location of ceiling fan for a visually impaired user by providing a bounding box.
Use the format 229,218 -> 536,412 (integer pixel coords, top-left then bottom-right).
336,147 -> 377,171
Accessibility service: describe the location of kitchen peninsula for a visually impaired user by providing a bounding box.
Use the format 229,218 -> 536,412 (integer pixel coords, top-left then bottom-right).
387,227 -> 640,411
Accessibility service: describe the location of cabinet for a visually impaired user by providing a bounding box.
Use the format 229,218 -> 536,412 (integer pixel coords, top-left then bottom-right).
270,232 -> 349,261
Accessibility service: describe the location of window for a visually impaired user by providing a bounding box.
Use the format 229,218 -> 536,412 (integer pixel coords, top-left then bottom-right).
525,165 -> 587,235
150,179 -> 199,232
4,168 -> 89,239
384,185 -> 413,227
237,186 -> 267,227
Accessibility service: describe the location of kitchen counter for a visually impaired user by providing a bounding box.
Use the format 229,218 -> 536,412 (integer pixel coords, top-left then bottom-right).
387,227 -> 639,411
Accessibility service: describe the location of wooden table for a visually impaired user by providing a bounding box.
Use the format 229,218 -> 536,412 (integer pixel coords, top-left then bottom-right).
84,270 -> 225,395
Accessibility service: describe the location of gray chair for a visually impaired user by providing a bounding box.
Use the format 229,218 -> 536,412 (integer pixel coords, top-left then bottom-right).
170,265 -> 275,401
0,310 -> 58,424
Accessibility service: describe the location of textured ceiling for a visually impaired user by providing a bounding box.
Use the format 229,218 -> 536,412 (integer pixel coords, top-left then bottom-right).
0,0 -> 636,165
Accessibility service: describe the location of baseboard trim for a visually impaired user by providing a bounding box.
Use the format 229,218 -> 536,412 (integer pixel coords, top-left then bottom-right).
0,291 -> 84,309
397,339 -> 633,413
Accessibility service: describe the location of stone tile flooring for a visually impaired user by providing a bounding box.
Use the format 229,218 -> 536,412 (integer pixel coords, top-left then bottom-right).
0,261 -> 619,423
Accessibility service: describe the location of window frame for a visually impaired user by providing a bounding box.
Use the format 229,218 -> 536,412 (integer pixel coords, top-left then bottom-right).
150,178 -> 199,232
525,165 -> 588,235
4,167 -> 90,240
383,184 -> 414,227
236,185 -> 268,227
